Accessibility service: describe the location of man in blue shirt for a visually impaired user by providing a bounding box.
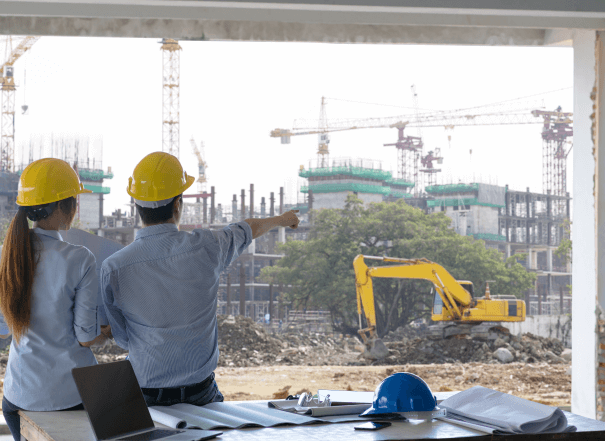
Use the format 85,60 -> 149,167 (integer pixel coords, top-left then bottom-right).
100,152 -> 299,406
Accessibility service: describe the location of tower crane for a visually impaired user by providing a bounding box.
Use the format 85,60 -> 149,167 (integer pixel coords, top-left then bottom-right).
1,36 -> 39,172
190,137 -> 208,193
271,102 -> 570,195
160,38 -> 182,159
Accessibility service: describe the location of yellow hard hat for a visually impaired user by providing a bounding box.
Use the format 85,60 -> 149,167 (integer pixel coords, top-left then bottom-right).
127,152 -> 194,204
17,158 -> 92,206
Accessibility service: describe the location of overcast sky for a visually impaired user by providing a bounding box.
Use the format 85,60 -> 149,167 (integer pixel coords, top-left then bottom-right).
6,37 -> 573,215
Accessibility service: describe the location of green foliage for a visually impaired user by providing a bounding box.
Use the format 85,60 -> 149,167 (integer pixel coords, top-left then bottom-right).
259,194 -> 536,336
555,219 -> 572,265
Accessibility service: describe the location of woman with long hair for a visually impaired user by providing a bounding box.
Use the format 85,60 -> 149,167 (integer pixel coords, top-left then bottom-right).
0,158 -> 110,440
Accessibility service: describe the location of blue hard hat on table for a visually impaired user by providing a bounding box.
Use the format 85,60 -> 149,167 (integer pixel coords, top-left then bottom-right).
361,372 -> 437,416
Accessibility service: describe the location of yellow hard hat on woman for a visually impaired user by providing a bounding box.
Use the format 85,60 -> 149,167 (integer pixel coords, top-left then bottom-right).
127,152 -> 194,208
17,158 -> 92,207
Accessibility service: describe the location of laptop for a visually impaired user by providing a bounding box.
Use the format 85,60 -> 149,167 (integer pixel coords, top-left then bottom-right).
72,360 -> 222,441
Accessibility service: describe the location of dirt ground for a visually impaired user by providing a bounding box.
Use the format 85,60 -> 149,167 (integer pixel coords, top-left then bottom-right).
215,362 -> 572,407
0,356 -> 571,409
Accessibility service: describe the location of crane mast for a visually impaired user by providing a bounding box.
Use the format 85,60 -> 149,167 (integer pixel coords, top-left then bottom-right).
317,97 -> 330,168
161,38 -> 182,159
1,36 -> 39,172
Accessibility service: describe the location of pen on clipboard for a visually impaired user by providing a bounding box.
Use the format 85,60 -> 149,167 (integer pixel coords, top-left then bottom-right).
436,416 -> 495,434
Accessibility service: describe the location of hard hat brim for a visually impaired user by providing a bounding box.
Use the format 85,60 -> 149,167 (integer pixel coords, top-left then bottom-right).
126,175 -> 195,202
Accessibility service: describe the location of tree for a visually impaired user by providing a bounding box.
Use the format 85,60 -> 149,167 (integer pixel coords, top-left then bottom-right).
555,219 -> 572,265
260,194 -> 536,337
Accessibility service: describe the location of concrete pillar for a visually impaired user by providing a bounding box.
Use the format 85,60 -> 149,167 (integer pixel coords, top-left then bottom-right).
250,184 -> 254,218
572,30 -> 599,419
278,284 -> 283,320
239,265 -> 246,317
278,226 -> 286,243
527,249 -> 533,270
279,186 -> 284,215
210,186 -> 215,224
506,243 -> 511,259
226,273 -> 231,316
547,247 -> 554,272
201,197 -> 207,225
99,194 -> 104,228
232,194 -> 238,221
269,283 -> 274,324
97,229 -> 105,238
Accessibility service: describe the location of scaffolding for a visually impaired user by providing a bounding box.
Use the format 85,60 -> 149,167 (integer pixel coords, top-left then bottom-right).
499,187 -> 569,246
16,134 -> 104,172
383,123 -> 422,196
533,109 -> 573,217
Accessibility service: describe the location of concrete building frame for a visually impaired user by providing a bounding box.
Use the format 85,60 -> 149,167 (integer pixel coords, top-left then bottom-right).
2,0 -> 605,419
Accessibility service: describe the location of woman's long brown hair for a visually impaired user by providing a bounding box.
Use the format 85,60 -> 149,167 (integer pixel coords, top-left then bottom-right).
0,207 -> 37,343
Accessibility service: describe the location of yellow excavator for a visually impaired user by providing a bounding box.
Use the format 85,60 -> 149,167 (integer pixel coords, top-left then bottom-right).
353,255 -> 526,360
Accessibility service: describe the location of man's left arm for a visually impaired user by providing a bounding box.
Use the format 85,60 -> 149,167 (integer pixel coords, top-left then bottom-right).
100,266 -> 129,349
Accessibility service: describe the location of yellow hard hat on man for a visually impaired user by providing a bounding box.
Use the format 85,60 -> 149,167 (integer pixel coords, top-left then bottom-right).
127,152 -> 194,208
17,158 -> 92,206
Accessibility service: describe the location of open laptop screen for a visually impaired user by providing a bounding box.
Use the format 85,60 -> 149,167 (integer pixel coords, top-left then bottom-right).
73,360 -> 154,440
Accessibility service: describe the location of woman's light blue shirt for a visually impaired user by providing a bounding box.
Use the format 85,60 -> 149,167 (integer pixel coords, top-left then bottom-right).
0,228 -> 101,411
100,221 -> 252,389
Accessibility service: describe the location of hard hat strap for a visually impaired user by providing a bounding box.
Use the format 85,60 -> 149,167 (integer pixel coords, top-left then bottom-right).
24,202 -> 58,222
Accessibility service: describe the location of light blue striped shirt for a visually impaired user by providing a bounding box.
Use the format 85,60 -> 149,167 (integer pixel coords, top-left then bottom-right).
100,221 -> 252,388
0,228 -> 100,411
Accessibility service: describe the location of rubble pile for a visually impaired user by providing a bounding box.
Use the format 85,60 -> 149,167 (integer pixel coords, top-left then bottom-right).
378,328 -> 567,365
216,315 -> 357,367
91,317 -> 569,367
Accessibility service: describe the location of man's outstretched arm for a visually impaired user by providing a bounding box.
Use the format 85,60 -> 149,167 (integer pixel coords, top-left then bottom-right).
245,210 -> 299,239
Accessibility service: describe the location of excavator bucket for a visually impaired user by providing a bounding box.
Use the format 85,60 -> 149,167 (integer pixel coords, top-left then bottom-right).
362,337 -> 390,360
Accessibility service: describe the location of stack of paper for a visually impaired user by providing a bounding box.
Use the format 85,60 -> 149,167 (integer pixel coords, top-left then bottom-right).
439,386 -> 576,434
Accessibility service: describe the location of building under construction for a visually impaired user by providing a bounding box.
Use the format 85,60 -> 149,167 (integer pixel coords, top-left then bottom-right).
11,135 -> 114,230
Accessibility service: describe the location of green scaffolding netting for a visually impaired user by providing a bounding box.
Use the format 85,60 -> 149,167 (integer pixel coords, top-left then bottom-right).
425,183 -> 480,194
390,191 -> 412,198
301,183 -> 391,195
79,169 -> 114,181
427,197 -> 504,208
473,233 -> 507,242
83,184 -> 111,194
299,166 -> 392,181
385,178 -> 415,188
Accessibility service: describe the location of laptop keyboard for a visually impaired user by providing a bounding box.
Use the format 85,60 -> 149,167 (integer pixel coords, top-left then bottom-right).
117,429 -> 185,440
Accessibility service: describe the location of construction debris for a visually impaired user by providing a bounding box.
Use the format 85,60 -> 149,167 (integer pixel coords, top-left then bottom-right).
379,326 -> 567,365
216,315 -> 357,367
89,316 -> 569,368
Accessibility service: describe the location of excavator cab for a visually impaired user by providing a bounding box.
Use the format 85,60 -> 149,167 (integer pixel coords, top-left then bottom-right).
432,281 -> 473,315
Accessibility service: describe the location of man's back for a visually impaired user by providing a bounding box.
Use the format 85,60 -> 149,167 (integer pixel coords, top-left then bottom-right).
100,221 -> 252,388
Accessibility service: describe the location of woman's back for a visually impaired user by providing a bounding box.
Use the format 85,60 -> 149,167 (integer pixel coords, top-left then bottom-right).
1,228 -> 99,411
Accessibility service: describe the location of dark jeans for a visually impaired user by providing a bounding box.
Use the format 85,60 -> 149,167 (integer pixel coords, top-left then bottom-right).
2,396 -> 84,441
141,372 -> 224,407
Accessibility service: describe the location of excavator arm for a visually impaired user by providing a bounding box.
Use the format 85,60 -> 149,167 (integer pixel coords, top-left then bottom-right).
354,254 -> 472,323
353,254 -> 474,359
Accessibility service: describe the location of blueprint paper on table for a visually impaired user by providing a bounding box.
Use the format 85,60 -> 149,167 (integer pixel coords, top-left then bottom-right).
149,402 -> 326,430
439,386 -> 577,434
60,229 -> 124,326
